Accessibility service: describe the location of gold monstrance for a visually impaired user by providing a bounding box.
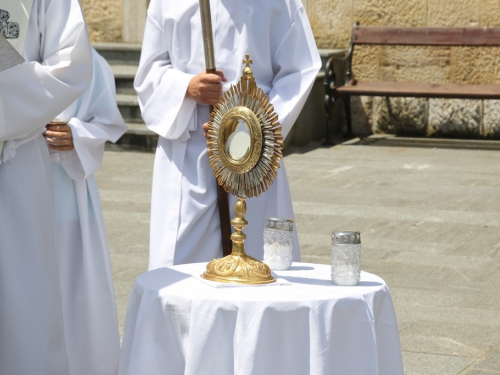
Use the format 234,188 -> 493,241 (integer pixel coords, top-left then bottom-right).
201,55 -> 284,284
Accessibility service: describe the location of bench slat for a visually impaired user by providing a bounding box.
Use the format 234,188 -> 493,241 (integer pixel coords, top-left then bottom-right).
354,26 -> 500,46
335,81 -> 500,99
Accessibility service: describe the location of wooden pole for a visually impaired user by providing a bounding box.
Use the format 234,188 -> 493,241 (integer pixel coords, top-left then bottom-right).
199,0 -> 232,257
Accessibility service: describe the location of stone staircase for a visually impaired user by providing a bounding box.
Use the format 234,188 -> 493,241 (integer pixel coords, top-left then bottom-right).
94,42 -> 340,151
93,42 -> 159,151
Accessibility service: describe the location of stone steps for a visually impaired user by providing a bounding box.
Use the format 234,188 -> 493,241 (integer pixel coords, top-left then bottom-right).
111,123 -> 158,152
94,43 -> 146,143
116,94 -> 142,124
93,42 -> 141,66
94,43 -> 146,144
111,65 -> 137,95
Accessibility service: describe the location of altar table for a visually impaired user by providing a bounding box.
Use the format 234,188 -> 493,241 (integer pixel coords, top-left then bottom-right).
119,262 -> 404,375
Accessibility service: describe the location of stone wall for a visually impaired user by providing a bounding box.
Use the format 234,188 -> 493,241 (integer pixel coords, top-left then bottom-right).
308,0 -> 500,138
81,0 -> 123,42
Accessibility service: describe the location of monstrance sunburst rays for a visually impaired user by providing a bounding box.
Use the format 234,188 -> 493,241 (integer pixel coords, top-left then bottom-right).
201,55 -> 283,285
206,63 -> 284,199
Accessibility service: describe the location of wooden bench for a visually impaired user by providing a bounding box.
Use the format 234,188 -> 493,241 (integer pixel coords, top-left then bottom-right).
324,23 -> 500,141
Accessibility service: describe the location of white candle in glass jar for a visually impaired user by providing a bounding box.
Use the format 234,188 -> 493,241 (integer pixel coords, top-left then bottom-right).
264,242 -> 292,270
263,218 -> 294,270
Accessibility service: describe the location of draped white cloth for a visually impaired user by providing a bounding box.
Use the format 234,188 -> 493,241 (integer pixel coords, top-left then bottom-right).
49,48 -> 127,375
0,1 -> 92,374
119,263 -> 405,375
135,0 -> 321,269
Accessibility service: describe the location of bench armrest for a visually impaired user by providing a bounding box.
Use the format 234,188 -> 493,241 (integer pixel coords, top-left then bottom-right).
325,24 -> 358,89
325,49 -> 352,91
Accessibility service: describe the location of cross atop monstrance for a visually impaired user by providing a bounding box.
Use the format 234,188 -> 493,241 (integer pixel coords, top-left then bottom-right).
242,54 -> 255,82
243,54 -> 253,68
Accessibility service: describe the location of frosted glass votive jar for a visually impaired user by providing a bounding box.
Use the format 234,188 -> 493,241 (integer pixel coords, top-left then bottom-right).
331,231 -> 361,286
263,218 -> 294,271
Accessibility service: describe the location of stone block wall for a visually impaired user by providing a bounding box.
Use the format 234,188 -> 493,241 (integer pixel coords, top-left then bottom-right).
81,0 -> 149,43
308,0 -> 500,138
81,0 -> 123,42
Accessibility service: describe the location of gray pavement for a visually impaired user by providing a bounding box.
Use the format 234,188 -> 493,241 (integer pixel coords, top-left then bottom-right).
97,138 -> 500,375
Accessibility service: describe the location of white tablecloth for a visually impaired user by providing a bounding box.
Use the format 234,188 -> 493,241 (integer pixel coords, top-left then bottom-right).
119,263 -> 403,375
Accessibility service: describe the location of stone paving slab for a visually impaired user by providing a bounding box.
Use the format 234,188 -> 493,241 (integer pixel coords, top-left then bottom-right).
96,140 -> 500,374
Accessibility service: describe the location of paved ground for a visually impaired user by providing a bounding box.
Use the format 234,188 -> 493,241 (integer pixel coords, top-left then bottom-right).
97,137 -> 500,375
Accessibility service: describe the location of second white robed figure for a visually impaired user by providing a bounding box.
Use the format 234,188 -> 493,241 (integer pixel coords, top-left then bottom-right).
135,0 -> 321,269
47,48 -> 127,375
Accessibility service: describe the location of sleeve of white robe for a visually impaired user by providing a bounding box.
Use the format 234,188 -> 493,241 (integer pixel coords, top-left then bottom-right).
268,2 -> 321,139
134,0 -> 197,141
0,0 -> 92,142
58,51 -> 127,181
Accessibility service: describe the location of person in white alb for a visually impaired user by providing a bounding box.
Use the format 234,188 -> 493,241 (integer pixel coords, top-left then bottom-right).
43,47 -> 127,375
0,0 -> 92,374
135,0 -> 321,269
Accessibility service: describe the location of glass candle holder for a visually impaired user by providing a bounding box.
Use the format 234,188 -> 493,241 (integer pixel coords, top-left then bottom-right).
331,231 -> 361,286
263,218 -> 294,270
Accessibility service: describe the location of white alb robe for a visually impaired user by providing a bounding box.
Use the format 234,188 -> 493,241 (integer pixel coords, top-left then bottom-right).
136,0 -> 321,269
49,48 -> 127,375
0,1 -> 92,374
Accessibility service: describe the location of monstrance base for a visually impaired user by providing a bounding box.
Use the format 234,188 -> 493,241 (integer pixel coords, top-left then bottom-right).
201,253 -> 276,285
